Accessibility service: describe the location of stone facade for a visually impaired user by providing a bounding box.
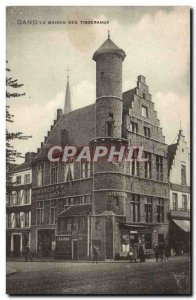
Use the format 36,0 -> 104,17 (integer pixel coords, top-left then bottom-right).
7,35 -> 177,260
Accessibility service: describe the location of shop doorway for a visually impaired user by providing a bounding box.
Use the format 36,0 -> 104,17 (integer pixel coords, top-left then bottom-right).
13,235 -> 20,256
158,234 -> 164,245
38,229 -> 55,257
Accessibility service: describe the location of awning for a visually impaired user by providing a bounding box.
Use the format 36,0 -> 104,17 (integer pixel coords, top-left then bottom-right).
173,219 -> 190,232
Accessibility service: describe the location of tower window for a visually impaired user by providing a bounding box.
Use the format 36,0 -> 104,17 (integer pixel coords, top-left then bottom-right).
100,72 -> 105,81
144,126 -> 150,137
109,113 -> 113,119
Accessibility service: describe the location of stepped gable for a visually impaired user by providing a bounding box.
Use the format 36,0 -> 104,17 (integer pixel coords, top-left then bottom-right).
122,75 -> 165,144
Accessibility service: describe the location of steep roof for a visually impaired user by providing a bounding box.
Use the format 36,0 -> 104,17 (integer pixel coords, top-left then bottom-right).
58,204 -> 92,217
36,104 -> 96,158
168,143 -> 178,171
9,161 -> 32,173
93,37 -> 126,61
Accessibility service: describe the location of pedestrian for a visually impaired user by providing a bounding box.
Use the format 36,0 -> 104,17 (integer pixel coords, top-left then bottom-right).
132,243 -> 137,263
154,243 -> 159,262
128,246 -> 133,262
25,244 -> 33,262
159,242 -> 164,261
93,246 -> 99,264
165,243 -> 170,260
138,245 -> 145,262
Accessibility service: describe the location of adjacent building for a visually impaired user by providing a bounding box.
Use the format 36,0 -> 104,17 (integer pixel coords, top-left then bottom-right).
168,130 -> 190,254
6,152 -> 36,257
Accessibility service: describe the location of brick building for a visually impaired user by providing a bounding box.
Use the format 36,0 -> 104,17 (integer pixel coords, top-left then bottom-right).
28,34 -> 170,260
168,130 -> 190,254
6,152 -> 36,257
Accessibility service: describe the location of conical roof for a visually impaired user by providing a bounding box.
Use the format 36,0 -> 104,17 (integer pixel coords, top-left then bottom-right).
93,37 -> 126,61
64,76 -> 72,114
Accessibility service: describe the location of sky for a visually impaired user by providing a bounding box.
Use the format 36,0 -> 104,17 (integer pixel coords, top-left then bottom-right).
6,6 -> 190,163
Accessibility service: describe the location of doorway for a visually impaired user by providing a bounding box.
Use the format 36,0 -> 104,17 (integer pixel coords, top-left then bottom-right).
13,235 -> 21,256
158,234 -> 164,245
72,240 -> 78,260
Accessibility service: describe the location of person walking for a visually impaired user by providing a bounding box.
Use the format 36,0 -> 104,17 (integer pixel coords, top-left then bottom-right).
132,243 -> 137,263
128,246 -> 133,262
138,245 -> 145,262
154,243 -> 159,262
159,242 -> 164,261
93,246 -> 99,264
25,244 -> 33,262
165,243 -> 171,260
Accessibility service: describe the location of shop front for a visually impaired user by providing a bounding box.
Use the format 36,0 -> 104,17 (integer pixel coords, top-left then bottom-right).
119,223 -> 154,258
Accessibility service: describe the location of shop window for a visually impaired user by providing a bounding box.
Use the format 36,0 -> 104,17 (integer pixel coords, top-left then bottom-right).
50,200 -> 57,225
145,234 -> 152,249
36,201 -> 44,225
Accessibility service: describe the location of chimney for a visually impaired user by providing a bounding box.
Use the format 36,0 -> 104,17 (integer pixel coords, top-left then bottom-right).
57,108 -> 63,120
138,75 -> 146,84
25,152 -> 36,163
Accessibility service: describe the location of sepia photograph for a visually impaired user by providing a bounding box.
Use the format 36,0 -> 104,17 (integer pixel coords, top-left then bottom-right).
6,6 -> 191,295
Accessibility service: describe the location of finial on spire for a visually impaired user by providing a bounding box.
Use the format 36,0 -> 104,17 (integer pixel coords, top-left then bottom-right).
108,30 -> 110,39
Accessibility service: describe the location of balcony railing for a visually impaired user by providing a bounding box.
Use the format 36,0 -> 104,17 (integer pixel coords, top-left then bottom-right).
170,209 -> 190,219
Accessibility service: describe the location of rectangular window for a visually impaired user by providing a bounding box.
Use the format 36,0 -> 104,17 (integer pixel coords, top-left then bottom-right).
142,106 -> 148,117
24,174 -> 30,184
15,212 -> 21,228
172,193 -> 178,210
130,121 -> 138,133
156,155 -> 163,181
79,217 -> 87,231
157,198 -> 164,223
66,218 -> 72,232
81,161 -> 91,179
144,152 -> 152,179
16,176 -> 21,185
36,201 -> 44,225
24,189 -> 30,204
130,194 -> 140,222
7,214 -> 11,228
65,161 -> 74,182
15,191 -> 21,205
51,162 -> 59,184
182,195 -> 188,211
24,211 -> 30,227
145,196 -> 153,223
144,126 -> 150,137
181,165 -> 186,185
50,207 -> 57,224
73,217 -> 78,231
37,163 -> 45,187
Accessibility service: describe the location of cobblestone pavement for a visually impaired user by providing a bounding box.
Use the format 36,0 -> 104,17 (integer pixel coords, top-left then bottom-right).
6,256 -> 191,295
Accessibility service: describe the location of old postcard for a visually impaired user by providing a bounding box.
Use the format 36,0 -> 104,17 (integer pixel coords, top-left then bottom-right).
6,6 -> 191,295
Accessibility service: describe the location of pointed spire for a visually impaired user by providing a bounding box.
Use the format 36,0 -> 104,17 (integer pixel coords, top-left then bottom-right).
64,66 -> 72,114
108,30 -> 110,39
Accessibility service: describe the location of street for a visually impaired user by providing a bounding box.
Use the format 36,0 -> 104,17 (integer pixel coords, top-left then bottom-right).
6,256 -> 191,295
